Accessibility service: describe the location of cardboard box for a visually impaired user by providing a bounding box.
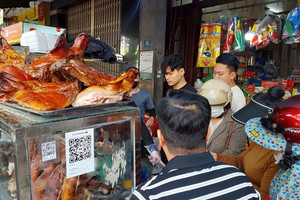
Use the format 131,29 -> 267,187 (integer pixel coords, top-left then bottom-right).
261,81 -> 279,89
281,80 -> 294,91
1,22 -> 65,44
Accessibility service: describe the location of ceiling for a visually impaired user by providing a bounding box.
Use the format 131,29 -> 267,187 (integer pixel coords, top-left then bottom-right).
2,0 -> 54,18
0,0 -> 33,9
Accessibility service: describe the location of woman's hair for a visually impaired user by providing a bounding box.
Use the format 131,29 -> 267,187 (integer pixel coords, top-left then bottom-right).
253,86 -> 284,108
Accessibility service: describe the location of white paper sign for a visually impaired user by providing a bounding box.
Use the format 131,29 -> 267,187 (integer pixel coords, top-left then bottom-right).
41,140 -> 57,162
65,128 -> 94,178
140,51 -> 154,73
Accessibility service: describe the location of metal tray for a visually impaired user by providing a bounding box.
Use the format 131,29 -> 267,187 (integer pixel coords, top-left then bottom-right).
0,101 -> 130,117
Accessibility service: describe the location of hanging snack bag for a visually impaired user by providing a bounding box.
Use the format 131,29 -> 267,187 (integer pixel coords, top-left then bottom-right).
210,23 -> 221,66
251,14 -> 281,50
267,15 -> 281,44
223,18 -> 234,53
234,16 -> 245,52
197,24 -> 211,67
197,23 -> 221,67
282,7 -> 300,39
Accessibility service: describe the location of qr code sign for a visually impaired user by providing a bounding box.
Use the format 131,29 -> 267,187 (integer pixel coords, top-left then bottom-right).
41,141 -> 57,162
68,135 -> 92,164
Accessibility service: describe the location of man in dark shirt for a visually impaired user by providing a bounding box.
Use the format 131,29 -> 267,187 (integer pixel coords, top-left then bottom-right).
131,90 -> 260,200
162,54 -> 197,93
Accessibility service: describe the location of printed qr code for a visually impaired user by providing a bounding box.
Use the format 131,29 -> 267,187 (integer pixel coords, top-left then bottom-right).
41,141 -> 57,162
68,135 -> 92,164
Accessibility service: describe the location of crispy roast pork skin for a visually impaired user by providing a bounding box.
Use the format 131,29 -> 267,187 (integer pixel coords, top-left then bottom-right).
72,68 -> 138,106
0,35 -> 25,69
0,66 -> 32,81
61,176 -> 78,200
25,32 -> 89,83
8,81 -> 80,111
0,31 -> 138,110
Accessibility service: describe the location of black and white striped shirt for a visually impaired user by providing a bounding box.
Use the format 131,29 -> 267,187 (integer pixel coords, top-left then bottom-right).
131,152 -> 260,200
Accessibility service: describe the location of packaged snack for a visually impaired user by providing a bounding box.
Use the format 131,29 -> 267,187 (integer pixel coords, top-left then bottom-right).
292,88 -> 300,96
223,18 -> 234,53
282,7 -> 300,39
250,14 -> 281,49
197,23 -> 221,67
234,16 -> 245,52
281,80 -> 294,91
261,81 -> 279,90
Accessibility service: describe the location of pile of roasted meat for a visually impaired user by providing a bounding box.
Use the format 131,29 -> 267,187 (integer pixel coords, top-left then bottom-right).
0,32 -> 138,111
27,138 -> 117,200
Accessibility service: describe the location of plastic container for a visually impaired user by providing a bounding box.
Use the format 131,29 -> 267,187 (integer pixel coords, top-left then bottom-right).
45,33 -> 58,51
20,30 -> 54,53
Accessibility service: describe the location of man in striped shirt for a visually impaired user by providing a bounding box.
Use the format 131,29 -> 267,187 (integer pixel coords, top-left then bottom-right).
131,90 -> 260,200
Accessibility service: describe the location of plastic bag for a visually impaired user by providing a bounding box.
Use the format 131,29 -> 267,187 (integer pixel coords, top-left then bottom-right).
194,79 -> 203,91
223,16 -> 245,53
234,16 -> 245,52
250,14 -> 281,49
144,143 -> 165,167
223,18 -> 234,53
263,60 -> 278,79
282,7 -> 300,39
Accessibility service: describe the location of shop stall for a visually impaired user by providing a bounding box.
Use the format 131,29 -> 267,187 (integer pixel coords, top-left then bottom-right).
0,100 -> 141,199
197,0 -> 300,101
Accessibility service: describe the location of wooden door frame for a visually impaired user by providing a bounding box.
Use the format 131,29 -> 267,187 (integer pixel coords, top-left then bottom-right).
164,0 -> 202,95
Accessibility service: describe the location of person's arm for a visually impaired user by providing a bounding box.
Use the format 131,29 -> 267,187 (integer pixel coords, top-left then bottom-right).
128,101 -> 154,145
145,93 -> 156,127
146,107 -> 156,118
145,108 -> 156,127
222,122 -> 247,155
257,160 -> 280,200
215,147 -> 249,171
128,101 -> 164,166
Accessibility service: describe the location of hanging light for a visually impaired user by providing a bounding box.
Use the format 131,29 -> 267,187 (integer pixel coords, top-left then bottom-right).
245,27 -> 255,41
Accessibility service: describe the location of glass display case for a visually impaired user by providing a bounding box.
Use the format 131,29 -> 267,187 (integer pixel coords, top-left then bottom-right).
0,102 -> 141,200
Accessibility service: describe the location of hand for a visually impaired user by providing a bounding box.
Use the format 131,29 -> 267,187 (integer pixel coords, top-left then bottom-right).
148,150 -> 166,167
146,117 -> 154,127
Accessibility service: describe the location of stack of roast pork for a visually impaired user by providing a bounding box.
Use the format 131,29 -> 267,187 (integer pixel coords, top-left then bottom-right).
0,32 -> 137,111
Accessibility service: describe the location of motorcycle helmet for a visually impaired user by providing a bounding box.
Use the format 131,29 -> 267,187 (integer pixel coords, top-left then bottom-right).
261,94 -> 300,143
197,79 -> 232,106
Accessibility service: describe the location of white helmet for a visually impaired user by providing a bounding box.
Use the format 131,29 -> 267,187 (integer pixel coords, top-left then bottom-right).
197,79 -> 232,106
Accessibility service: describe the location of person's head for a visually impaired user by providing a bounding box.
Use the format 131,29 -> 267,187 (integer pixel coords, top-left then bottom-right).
157,90 -> 211,159
213,53 -> 239,87
126,67 -> 140,88
232,86 -> 285,124
162,54 -> 186,88
198,79 -> 232,118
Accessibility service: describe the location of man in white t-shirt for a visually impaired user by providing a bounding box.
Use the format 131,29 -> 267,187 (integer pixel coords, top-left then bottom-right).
213,53 -> 246,112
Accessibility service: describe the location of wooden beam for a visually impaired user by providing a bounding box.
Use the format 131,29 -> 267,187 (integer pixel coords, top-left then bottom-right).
0,0 -> 32,8
50,0 -> 82,10
91,0 -> 94,37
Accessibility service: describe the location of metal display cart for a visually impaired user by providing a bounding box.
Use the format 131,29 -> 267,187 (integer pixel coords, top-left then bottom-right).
0,102 -> 141,200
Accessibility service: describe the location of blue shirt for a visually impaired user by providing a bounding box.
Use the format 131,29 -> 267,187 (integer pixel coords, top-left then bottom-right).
132,89 -> 154,119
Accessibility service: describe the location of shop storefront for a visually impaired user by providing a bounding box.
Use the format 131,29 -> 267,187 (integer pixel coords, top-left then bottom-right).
167,0 -> 300,100
0,0 -> 300,199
